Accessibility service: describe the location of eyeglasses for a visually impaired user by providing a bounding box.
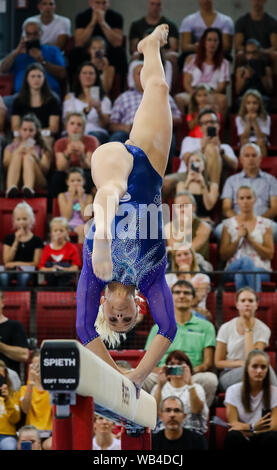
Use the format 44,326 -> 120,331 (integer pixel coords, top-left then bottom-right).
199,120 -> 217,126
163,408 -> 183,413
172,290 -> 193,296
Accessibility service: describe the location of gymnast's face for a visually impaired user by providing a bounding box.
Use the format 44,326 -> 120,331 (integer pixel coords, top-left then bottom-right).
102,290 -> 137,332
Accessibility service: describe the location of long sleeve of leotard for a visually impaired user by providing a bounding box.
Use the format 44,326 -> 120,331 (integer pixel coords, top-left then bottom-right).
76,242 -> 106,345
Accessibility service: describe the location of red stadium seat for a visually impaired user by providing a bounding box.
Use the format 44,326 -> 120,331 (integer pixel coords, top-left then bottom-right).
3,291 -> 31,335
171,156 -> 180,173
260,157 -> 277,178
0,74 -> 14,96
52,198 -> 60,217
109,350 -> 146,368
213,407 -> 228,450
0,242 -> 2,265
36,291 -> 77,346
206,291 -> 217,323
0,198 -> 47,242
209,243 -> 218,270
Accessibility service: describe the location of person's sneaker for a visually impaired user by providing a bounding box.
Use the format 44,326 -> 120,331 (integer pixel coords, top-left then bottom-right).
6,185 -> 19,198
22,186 -> 35,198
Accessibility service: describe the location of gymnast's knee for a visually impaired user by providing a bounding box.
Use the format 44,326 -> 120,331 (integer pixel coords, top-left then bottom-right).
145,76 -> 169,94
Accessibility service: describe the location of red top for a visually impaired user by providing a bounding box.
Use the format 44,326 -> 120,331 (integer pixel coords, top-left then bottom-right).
38,242 -> 82,269
187,112 -> 222,138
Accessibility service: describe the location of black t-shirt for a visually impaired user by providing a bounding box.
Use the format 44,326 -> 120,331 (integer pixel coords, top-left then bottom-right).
235,13 -> 277,49
129,15 -> 179,49
151,429 -> 207,451
12,95 -> 61,129
3,234 -> 44,262
0,319 -> 29,375
75,7 -> 123,36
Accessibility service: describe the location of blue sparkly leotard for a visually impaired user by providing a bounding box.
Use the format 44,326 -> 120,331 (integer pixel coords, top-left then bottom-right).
76,144 -> 177,345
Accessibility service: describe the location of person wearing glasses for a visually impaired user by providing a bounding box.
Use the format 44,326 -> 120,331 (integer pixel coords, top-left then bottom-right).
144,280 -> 218,407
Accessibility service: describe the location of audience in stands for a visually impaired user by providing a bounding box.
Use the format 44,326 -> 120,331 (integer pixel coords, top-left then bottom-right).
184,83 -> 220,136
63,62 -> 111,144
224,349 -> 277,450
93,415 -> 121,450
191,274 -> 213,323
0,291 -> 29,379
1,202 -> 43,288
38,217 -> 81,286
51,112 -> 99,196
57,167 -> 94,244
3,113 -> 52,198
220,185 -> 274,292
215,287 -> 277,392
151,396 -> 207,450
152,350 -> 209,435
219,142 -> 277,241
86,36 -> 115,96
175,28 -> 231,116
24,0 -> 71,51
145,280 -> 218,407
235,88 -> 271,156
0,18 -> 66,99
0,359 -> 21,450
17,425 -> 42,450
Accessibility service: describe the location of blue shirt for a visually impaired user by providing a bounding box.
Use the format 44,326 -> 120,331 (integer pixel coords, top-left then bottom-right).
11,44 -> 65,96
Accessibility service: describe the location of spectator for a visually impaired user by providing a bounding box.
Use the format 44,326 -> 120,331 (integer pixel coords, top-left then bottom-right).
144,280 -> 218,407
0,18 -> 66,98
184,83 -> 220,136
191,273 -> 213,323
235,88 -> 271,156
93,415 -> 121,450
17,425 -> 42,450
219,143 -> 277,241
74,0 -> 127,80
234,38 -> 273,110
0,95 -> 7,135
38,217 -> 82,286
220,185 -> 274,292
1,201 -> 43,288
0,291 -> 29,378
57,167 -> 94,243
234,0 -> 277,73
19,350 -> 52,450
175,28 -> 230,116
63,62 -> 111,144
11,63 -> 61,146
86,36 -> 115,95
215,287 -> 277,392
3,113 -> 52,198
24,0 -> 71,51
0,359 -> 21,450
152,350 -> 209,435
164,191 -> 211,261
224,349 -> 277,450
179,0 -> 234,62
151,396 -> 207,450
51,112 -> 99,196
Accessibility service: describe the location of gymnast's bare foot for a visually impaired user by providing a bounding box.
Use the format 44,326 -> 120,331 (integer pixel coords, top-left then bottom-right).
137,24 -> 169,54
92,234 -> 113,281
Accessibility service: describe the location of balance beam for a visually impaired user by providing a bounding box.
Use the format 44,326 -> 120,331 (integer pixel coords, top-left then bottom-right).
40,340 -> 157,434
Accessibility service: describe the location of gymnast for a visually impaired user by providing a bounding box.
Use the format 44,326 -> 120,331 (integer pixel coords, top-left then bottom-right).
76,24 -> 177,393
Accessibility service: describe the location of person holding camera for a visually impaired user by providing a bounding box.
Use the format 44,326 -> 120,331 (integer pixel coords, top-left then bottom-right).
151,350 -> 209,435
0,359 -> 21,450
17,425 -> 42,450
224,349 -> 277,450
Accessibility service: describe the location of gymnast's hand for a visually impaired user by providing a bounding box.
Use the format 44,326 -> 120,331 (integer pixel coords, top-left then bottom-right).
123,370 -> 142,399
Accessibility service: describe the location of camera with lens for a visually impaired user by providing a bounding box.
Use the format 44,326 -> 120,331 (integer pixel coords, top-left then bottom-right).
207,126 -> 216,138
165,365 -> 184,376
191,162 -> 201,173
26,40 -> 41,52
95,49 -> 104,59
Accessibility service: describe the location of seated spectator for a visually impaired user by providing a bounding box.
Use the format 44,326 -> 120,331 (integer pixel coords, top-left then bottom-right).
17,425 -> 42,450
224,349 -> 277,450
85,36 -> 115,95
11,63 -> 61,147
164,191 -> 211,261
179,0 -> 234,62
152,350 -> 209,435
19,350 -> 52,450
234,39 -> 273,111
0,291 -> 29,379
144,280 -> 218,407
151,396 -> 207,450
220,185 -> 274,292
51,112 -> 99,196
191,273 -> 213,323
184,84 -> 221,136
219,142 -> 277,241
215,287 -> 277,392
175,28 -> 230,117
93,415 -> 121,450
74,0 -> 127,82
0,360 -> 21,450
24,0 -> 71,51
0,201 -> 43,288
0,18 -> 66,98
38,217 -> 82,286
57,167 -> 94,243
0,95 -> 7,136
235,89 -> 271,156
63,62 -> 111,144
3,113 -> 52,198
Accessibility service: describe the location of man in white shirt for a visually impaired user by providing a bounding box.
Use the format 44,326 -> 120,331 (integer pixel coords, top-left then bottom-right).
24,0 -> 71,51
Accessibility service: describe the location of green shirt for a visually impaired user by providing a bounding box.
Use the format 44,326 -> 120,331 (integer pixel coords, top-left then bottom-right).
144,313 -> 216,368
